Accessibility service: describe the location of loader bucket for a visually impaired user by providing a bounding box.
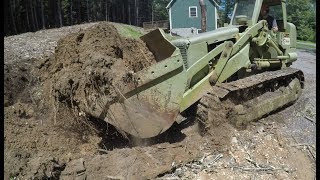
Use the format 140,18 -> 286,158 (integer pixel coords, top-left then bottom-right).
140,29 -> 176,62
104,29 -> 188,138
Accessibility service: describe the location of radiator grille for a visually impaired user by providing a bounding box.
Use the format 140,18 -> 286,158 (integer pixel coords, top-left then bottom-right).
176,45 -> 188,69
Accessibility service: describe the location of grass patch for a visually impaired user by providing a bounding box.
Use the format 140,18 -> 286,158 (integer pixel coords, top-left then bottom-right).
297,40 -> 316,44
112,23 -> 145,39
297,40 -> 316,51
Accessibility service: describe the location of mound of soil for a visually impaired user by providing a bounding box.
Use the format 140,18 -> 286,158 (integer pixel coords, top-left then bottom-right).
4,22 -> 159,179
37,22 -> 156,118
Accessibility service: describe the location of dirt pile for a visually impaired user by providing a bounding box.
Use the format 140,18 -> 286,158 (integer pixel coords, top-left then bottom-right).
4,22 -> 159,179
37,22 -> 156,119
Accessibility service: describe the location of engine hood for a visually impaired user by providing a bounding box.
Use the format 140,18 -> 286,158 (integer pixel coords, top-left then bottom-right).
187,26 -> 240,45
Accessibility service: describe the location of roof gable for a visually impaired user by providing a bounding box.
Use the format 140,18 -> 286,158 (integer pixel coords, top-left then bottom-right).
166,0 -> 220,9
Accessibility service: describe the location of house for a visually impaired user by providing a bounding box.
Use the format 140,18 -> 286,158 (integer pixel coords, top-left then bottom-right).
166,0 -> 219,37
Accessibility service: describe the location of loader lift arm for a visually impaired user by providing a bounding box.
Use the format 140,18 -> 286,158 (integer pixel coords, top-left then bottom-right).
180,20 -> 269,112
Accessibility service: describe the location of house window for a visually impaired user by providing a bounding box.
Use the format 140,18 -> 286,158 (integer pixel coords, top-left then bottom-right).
189,6 -> 197,17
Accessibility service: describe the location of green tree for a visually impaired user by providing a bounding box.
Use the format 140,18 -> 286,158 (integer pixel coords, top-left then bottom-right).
215,0 -> 235,27
287,0 -> 316,42
151,0 -> 169,21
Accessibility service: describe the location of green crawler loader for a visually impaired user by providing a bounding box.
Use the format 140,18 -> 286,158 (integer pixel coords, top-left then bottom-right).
102,0 -> 304,138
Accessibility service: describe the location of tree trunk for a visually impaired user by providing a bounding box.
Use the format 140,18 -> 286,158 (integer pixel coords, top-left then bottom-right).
151,1 -> 154,25
92,1 -> 96,21
57,0 -> 63,27
26,1 -> 30,31
105,0 -> 108,21
199,0 -> 207,32
49,0 -> 56,28
99,0 -> 103,21
122,1 -> 125,23
41,0 -> 45,29
96,0 -> 100,21
128,2 -> 131,24
13,0 -> 18,33
94,0 -> 98,21
10,0 -> 17,34
70,0 -> 73,25
134,0 -> 137,25
111,4 -> 116,22
77,0 -> 81,23
86,0 -> 89,22
30,0 -> 36,31
33,0 -> 39,30
135,0 -> 139,26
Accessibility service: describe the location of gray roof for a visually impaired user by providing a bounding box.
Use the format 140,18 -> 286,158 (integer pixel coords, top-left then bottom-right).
166,0 -> 220,9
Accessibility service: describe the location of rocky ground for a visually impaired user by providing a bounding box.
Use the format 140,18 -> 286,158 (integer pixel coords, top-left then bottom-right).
4,23 -> 316,180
